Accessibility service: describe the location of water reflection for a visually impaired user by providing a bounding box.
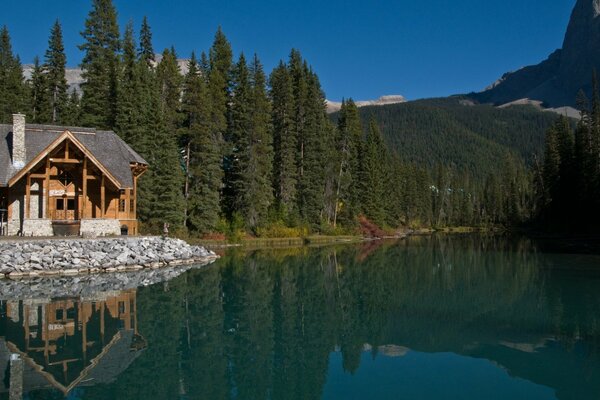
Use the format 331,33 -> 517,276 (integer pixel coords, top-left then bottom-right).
0,290 -> 145,396
2,235 -> 600,399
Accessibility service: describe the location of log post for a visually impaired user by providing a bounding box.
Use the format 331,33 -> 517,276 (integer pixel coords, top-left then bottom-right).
100,174 -> 105,218
45,157 -> 50,219
25,172 -> 31,219
82,157 -> 87,219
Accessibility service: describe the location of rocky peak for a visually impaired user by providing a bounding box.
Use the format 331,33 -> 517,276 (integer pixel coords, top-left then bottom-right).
472,0 -> 600,107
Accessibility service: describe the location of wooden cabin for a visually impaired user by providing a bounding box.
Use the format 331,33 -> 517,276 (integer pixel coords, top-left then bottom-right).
0,114 -> 148,237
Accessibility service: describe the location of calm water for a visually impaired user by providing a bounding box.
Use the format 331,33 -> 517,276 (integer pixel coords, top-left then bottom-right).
2,235 -> 600,400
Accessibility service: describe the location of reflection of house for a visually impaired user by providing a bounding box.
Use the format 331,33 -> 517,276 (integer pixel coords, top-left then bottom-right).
0,289 -> 146,395
0,114 -> 148,237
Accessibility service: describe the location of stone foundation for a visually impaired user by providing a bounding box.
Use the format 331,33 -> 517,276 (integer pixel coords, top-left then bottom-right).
80,219 -> 121,237
22,219 -> 53,237
7,219 -> 21,236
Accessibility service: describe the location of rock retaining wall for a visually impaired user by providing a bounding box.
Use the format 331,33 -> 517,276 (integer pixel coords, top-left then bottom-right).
0,236 -> 218,278
22,219 -> 53,237
80,219 -> 122,237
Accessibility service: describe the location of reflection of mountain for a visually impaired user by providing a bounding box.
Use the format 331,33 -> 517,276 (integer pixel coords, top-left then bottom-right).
0,290 -> 146,396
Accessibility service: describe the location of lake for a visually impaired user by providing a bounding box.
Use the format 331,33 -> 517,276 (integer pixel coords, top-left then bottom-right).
2,235 -> 600,399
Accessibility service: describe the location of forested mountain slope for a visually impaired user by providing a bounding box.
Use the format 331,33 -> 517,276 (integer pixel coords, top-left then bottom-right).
340,97 -> 562,179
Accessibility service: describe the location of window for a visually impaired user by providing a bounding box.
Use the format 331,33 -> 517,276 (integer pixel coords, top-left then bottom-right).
55,309 -> 64,320
56,199 -> 64,210
67,199 -> 75,211
118,301 -> 125,315
130,199 -> 134,213
119,199 -> 126,212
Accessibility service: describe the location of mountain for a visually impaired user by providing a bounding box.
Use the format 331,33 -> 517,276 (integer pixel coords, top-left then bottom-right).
22,55 -> 190,94
326,95 -> 406,113
471,0 -> 600,108
333,97 -> 560,179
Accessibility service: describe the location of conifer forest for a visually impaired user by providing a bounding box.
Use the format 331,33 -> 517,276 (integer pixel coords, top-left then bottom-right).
0,0 -> 590,236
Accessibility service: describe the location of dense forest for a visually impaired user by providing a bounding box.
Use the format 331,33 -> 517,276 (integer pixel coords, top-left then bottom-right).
538,75 -> 600,232
0,0 -> 580,236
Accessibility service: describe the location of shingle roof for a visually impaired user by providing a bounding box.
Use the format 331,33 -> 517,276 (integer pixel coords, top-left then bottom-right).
0,124 -> 147,188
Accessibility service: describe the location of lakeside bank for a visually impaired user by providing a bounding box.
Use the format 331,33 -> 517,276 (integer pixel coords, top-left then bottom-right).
0,236 -> 218,279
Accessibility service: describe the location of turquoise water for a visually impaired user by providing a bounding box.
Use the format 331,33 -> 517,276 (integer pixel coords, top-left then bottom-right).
2,235 -> 600,399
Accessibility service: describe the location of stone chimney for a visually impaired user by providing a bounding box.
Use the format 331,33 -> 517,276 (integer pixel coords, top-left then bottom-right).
12,113 -> 25,168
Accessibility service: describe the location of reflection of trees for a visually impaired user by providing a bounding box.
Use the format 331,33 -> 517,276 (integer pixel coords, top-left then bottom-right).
79,235 -> 600,399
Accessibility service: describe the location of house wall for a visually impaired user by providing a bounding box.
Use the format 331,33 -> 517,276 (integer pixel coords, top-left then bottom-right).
5,138 -> 141,236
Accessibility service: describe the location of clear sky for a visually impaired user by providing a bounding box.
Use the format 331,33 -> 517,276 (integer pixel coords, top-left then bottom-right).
2,0 -> 576,101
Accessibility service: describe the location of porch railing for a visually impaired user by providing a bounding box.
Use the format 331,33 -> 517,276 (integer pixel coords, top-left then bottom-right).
51,210 -> 80,221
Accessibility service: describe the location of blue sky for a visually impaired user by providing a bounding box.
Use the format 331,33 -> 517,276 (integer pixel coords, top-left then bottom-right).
2,0 -> 575,101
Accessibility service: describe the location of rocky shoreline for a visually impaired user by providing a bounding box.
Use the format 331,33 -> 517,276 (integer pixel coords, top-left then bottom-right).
0,236 -> 218,279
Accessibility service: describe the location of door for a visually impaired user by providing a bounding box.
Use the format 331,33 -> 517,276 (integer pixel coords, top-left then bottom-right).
54,197 -> 78,220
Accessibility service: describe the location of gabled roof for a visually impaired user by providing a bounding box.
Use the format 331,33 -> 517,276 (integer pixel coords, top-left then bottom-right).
0,124 -> 148,188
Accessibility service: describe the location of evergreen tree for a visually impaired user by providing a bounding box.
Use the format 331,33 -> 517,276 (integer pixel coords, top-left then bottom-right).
28,56 -> 50,123
269,61 -> 297,216
359,118 -> 388,226
156,47 -> 183,133
181,53 -> 222,233
138,16 -> 154,66
115,21 -> 138,141
62,89 -> 81,126
333,99 -> 362,226
243,55 -> 274,230
297,69 -> 329,226
226,53 -> 253,218
0,25 -> 27,123
208,26 -> 232,143
79,0 -> 120,129
44,20 -> 68,123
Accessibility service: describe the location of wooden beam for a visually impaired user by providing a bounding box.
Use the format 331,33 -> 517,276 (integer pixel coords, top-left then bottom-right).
26,173 -> 31,219
82,157 -> 87,219
100,174 -> 105,218
133,175 -> 137,220
30,173 -> 46,179
65,140 -> 69,159
126,187 -> 131,218
49,158 -> 81,164
45,158 -> 50,219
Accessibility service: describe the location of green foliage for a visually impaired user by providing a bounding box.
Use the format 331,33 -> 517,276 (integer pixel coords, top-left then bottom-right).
538,73 -> 600,230
79,0 -> 120,129
44,20 -> 68,123
0,25 -> 27,122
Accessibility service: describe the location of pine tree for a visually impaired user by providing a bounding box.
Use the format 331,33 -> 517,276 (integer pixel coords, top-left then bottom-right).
138,16 -> 154,67
244,54 -> 274,230
181,53 -> 222,233
156,47 -> 183,133
0,25 -> 27,123
115,21 -> 138,141
359,118 -> 388,226
226,53 -> 253,218
269,61 -> 297,216
62,89 -> 81,126
297,69 -> 329,226
44,20 -> 68,124
333,99 -> 362,226
208,27 -> 232,143
79,0 -> 120,129
29,56 -> 50,123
